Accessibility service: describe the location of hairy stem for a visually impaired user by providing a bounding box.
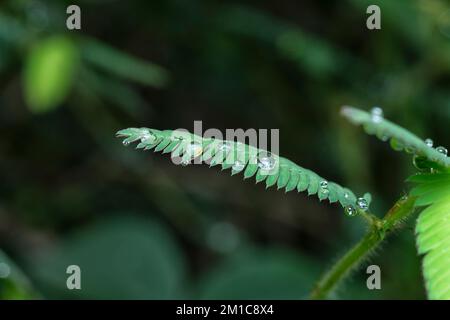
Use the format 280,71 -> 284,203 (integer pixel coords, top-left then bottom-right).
309,195 -> 417,300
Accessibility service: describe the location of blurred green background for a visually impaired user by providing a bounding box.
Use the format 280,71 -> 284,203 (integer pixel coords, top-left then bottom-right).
0,0 -> 449,299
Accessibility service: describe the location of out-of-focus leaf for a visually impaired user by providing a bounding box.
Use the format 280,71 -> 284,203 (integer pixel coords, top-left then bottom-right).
23,35 -> 79,113
0,250 -> 39,299
217,5 -> 350,77
29,216 -> 186,299
80,67 -> 149,118
0,13 -> 27,46
277,30 -> 338,77
198,247 -> 321,299
81,38 -> 169,88
349,0 -> 428,48
0,13 -> 27,73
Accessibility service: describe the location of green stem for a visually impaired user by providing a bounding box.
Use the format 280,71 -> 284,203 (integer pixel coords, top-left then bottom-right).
309,195 -> 417,300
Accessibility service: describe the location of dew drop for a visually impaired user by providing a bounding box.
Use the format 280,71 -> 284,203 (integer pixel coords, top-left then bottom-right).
172,132 -> 186,141
424,138 -> 433,148
390,138 -> 404,151
185,142 -> 203,158
140,132 -> 156,143
436,146 -> 448,156
344,205 -> 357,217
218,142 -> 232,153
232,161 -> 245,172
376,131 -> 389,141
257,151 -> 276,171
181,159 -> 190,166
237,142 -> 245,150
320,180 -> 329,193
370,106 -> 384,123
356,197 -> 369,211
122,140 -> 130,146
405,145 -> 416,154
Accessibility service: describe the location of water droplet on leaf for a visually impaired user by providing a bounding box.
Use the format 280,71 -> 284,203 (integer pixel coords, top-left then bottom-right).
218,142 -> 232,153
424,138 -> 433,147
257,151 -> 276,171
320,180 -> 329,193
356,197 -> 369,211
344,205 -> 357,217
370,106 -> 384,123
232,161 -> 245,172
405,145 -> 416,154
436,146 -> 448,156
376,130 -> 389,141
140,131 -> 156,143
390,138 -> 404,151
185,142 -> 203,158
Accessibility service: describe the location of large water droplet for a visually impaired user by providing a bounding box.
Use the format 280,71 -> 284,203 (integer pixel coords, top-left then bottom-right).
436,146 -> 448,156
172,132 -> 186,141
185,142 -> 203,158
405,145 -> 416,154
370,107 -> 384,123
390,138 -> 404,151
140,131 -> 156,143
232,161 -> 245,172
376,130 -> 389,141
123,140 -> 130,146
257,151 -> 276,171
344,205 -> 357,217
424,138 -> 433,148
320,180 -> 329,193
218,142 -> 232,153
356,197 -> 369,211
236,141 -> 245,150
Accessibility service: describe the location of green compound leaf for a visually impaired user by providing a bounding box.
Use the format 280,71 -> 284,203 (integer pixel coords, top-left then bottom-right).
410,172 -> 450,299
81,37 -> 169,88
341,106 -> 450,169
117,127 -> 370,211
